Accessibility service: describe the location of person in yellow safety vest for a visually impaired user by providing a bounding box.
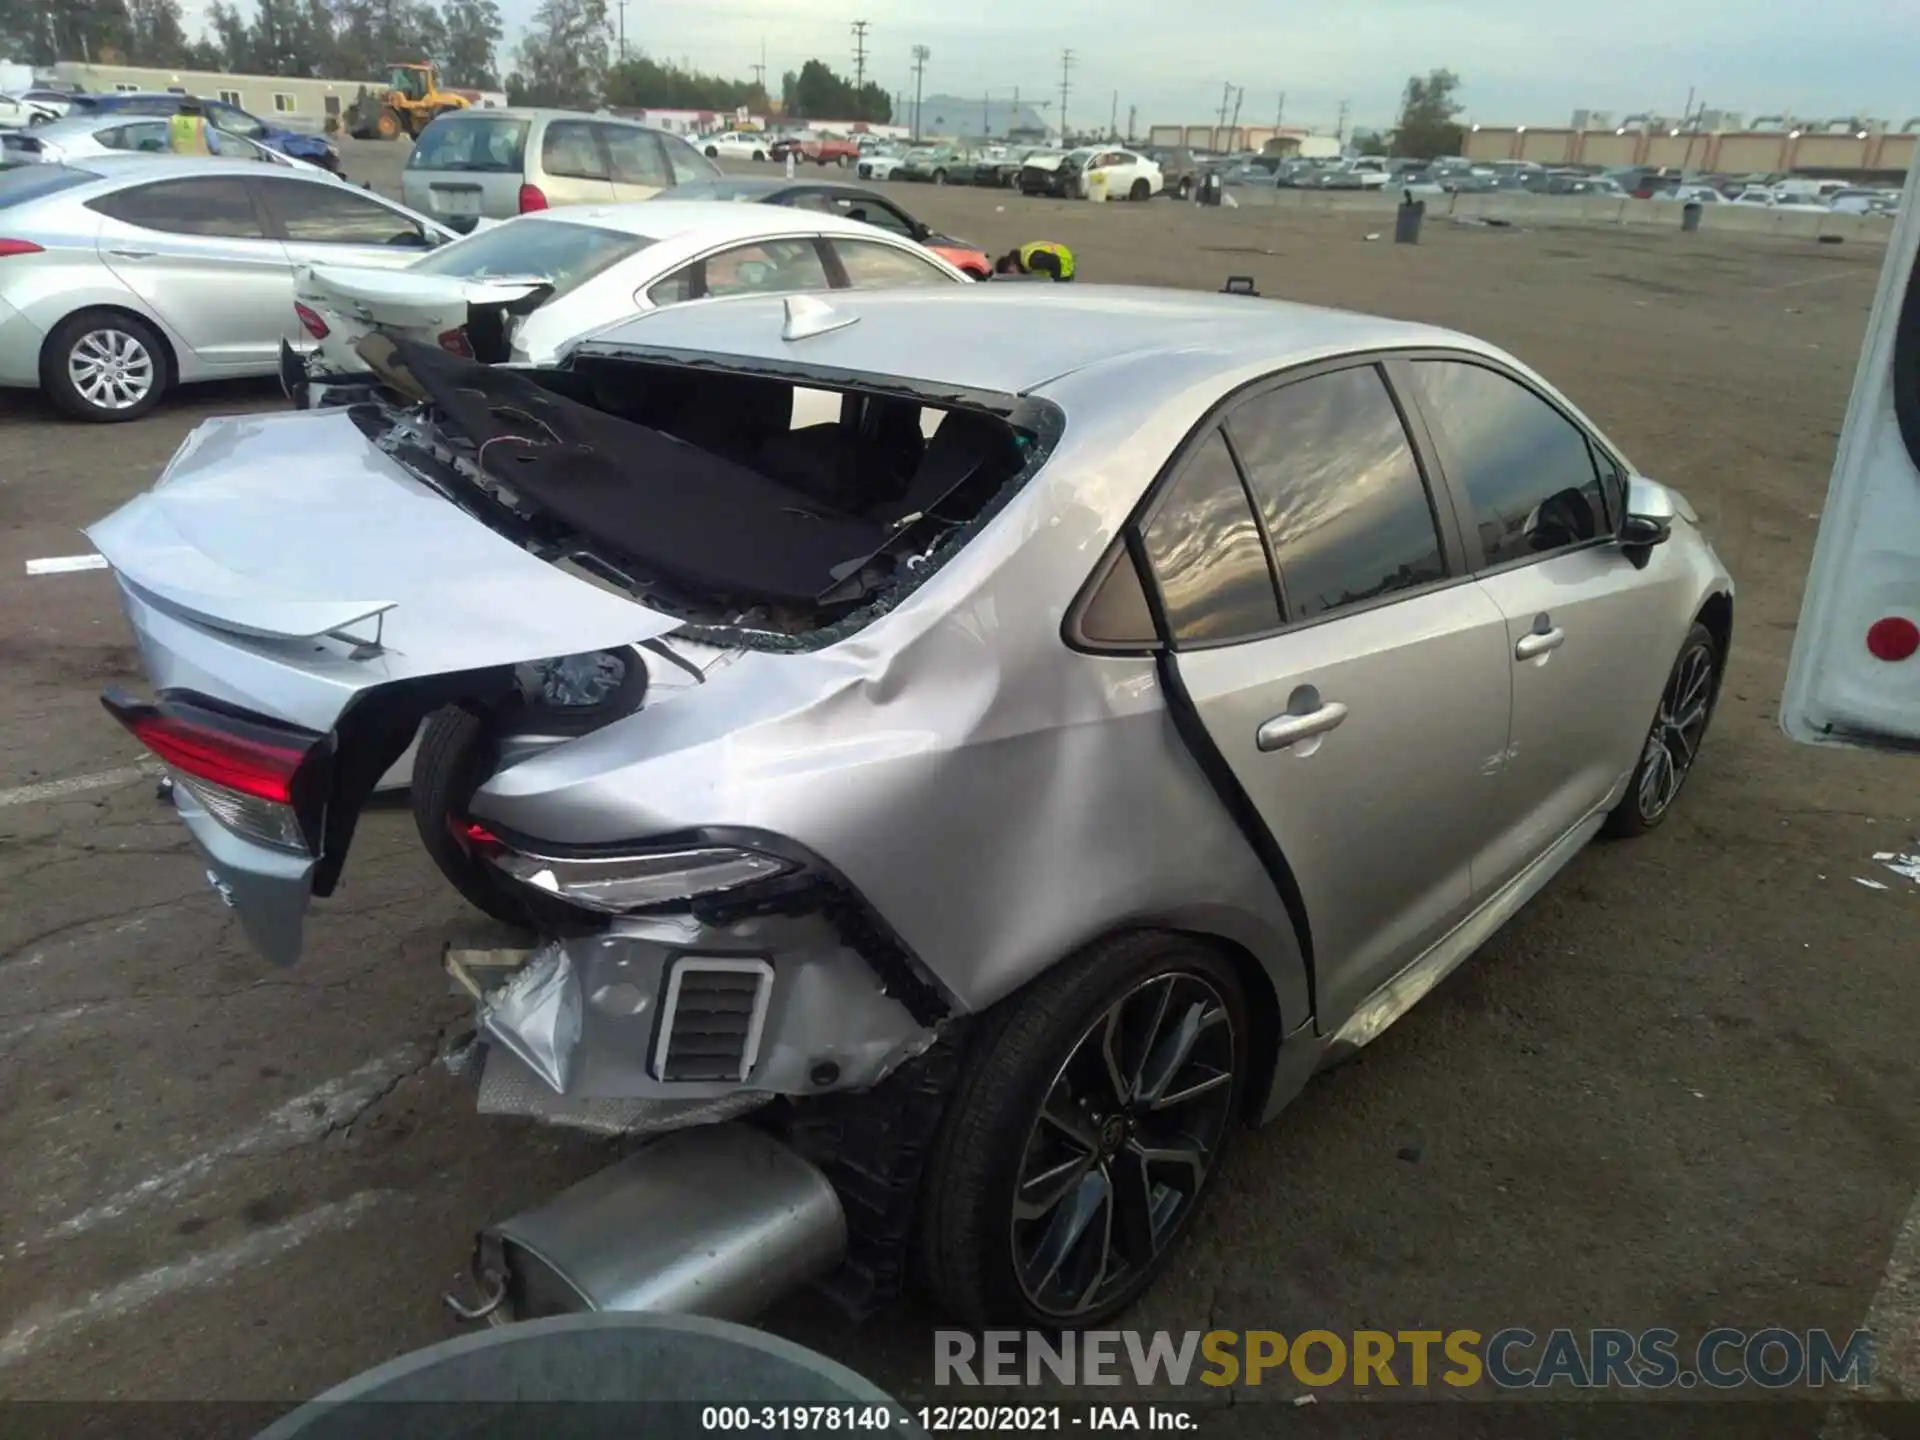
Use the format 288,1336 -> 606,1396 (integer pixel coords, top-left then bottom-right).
168,98 -> 213,157
992,241 -> 1074,281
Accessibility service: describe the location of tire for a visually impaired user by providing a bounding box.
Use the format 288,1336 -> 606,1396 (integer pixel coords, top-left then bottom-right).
836,154 -> 849,167
1129,178 -> 1150,201
1176,177 -> 1192,200
412,704 -> 541,928
1602,621 -> 1721,839
705,145 -> 719,158
932,168 -> 946,185
751,150 -> 765,162
917,930 -> 1249,1328
375,107 -> 401,141
42,309 -> 167,422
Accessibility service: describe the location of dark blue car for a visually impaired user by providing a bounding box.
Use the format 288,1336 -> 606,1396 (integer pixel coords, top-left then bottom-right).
70,92 -> 340,170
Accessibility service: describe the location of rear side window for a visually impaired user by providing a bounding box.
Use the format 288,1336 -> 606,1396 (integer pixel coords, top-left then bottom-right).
542,120 -> 607,180
88,177 -> 264,237
1141,429 -> 1282,645
832,239 -> 955,289
256,177 -> 424,245
1409,359 -> 1608,567
413,219 -> 650,300
1223,365 -> 1445,621
601,124 -> 668,186
0,164 -> 104,208
104,121 -> 172,153
702,239 -> 831,298
408,115 -> 529,173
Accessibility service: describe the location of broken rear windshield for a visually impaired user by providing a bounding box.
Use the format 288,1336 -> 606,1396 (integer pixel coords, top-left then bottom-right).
410,219 -> 652,300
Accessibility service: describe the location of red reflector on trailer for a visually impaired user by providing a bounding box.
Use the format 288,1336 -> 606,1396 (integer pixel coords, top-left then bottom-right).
1865,616 -> 1919,662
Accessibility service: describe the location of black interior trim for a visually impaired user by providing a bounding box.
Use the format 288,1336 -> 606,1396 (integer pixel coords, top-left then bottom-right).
1895,237 -> 1920,474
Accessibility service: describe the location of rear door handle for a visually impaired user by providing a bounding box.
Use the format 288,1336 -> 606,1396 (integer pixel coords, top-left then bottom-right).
1515,627 -> 1566,660
1256,701 -> 1349,753
107,248 -> 156,260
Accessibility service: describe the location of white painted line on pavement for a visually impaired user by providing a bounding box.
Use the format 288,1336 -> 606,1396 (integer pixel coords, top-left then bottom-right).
0,763 -> 162,810
24,554 -> 108,575
1860,1188 -> 1920,1398
0,1191 -> 389,1370
35,1044 -> 426,1245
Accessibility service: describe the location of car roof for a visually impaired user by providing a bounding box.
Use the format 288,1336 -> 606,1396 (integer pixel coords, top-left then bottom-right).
660,177 -> 888,202
514,199 -> 924,243
579,284 -> 1482,396
21,154 -> 324,183
427,107 -> 660,128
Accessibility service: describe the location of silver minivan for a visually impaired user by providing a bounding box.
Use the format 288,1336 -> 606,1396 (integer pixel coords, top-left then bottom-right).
401,108 -> 723,229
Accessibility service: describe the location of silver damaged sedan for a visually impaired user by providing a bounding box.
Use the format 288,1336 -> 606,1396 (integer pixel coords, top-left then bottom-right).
88,284 -> 1734,1329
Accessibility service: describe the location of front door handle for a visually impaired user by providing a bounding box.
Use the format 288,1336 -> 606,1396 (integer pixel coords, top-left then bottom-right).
1257,701 -> 1349,753
1515,627 -> 1566,660
106,248 -> 156,260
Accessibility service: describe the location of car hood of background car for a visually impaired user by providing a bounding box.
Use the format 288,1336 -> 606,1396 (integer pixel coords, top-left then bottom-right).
1021,153 -> 1067,172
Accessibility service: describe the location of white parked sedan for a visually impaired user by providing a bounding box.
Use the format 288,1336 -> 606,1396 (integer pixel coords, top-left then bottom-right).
0,155 -> 460,421
287,199 -> 972,400
696,131 -> 774,162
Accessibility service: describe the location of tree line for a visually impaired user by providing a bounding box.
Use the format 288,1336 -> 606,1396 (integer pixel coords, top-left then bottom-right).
5,0 -> 507,89
5,0 -> 890,120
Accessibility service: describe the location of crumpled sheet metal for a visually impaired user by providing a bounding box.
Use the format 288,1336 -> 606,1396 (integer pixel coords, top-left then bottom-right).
479,943 -> 582,1095
475,1044 -> 771,1136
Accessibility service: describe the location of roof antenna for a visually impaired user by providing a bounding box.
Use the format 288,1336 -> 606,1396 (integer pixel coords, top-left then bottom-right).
782,294 -> 859,342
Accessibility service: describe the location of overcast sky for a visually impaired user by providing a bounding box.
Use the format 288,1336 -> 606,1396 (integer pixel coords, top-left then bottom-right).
185,0 -> 1912,131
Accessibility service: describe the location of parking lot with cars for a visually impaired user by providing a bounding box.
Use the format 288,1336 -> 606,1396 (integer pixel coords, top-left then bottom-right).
2,134 -> 1917,1427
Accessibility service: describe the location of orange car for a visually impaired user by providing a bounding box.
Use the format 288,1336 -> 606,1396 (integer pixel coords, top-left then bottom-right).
653,177 -> 995,279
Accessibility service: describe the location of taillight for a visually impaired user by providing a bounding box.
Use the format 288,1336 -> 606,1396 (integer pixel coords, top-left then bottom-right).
518,183 -> 548,212
293,302 -> 329,339
1866,617 -> 1919,662
102,688 -> 328,854
0,238 -> 43,258
437,326 -> 474,357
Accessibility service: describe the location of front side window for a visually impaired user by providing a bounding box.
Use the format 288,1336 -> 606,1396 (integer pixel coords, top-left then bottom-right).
702,239 -> 831,298
257,178 -> 425,246
1224,365 -> 1445,620
1409,359 -> 1608,567
1140,429 -> 1282,646
601,124 -> 668,186
542,120 -> 607,180
661,132 -> 722,184
835,196 -> 914,236
211,103 -> 267,138
89,177 -> 264,238
105,122 -> 172,153
832,238 -> 955,288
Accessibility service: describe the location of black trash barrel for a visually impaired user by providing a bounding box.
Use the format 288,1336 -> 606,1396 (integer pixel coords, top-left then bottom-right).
1200,171 -> 1223,206
1682,200 -> 1704,233
254,1312 -> 926,1440
1395,196 -> 1426,244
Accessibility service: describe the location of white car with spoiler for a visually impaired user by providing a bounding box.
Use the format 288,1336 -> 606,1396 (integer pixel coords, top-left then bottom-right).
284,198 -> 969,403
1781,165 -> 1920,751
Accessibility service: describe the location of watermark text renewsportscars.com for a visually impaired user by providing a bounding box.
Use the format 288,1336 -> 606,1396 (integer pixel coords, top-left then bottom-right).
935,1328 -> 1875,1391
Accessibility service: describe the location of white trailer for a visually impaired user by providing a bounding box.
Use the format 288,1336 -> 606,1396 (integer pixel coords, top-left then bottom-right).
1780,162 -> 1920,751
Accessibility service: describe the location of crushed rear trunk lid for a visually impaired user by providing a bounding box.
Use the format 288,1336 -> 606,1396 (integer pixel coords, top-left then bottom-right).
296,262 -> 553,367
88,408 -> 680,735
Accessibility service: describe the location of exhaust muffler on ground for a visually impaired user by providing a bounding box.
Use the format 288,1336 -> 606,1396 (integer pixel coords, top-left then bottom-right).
446,1123 -> 847,1326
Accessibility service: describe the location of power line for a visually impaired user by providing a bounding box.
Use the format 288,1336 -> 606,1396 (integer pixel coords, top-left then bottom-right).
851,21 -> 870,92
1058,49 -> 1074,141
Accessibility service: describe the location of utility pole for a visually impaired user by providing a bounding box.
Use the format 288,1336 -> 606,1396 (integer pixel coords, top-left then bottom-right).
1275,91 -> 1286,127
1229,84 -> 1243,144
1127,103 -> 1136,143
910,45 -> 929,142
1335,98 -> 1350,141
1058,49 -> 1074,141
1110,90 -> 1117,140
1217,81 -> 1232,130
851,21 -> 870,92
615,0 -> 626,59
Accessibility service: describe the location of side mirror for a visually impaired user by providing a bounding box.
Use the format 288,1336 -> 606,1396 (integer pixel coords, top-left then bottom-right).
1619,475 -> 1676,560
